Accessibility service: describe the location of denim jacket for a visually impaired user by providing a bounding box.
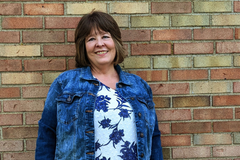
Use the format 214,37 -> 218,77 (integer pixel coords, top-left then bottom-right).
35,65 -> 163,160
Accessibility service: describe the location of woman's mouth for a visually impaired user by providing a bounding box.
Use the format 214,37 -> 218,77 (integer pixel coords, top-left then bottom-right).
96,51 -> 108,55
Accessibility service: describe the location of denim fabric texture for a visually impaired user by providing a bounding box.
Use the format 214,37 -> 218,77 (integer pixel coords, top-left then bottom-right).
35,65 -> 164,160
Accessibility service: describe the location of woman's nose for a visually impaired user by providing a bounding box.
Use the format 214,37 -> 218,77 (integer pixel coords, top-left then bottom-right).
96,39 -> 104,47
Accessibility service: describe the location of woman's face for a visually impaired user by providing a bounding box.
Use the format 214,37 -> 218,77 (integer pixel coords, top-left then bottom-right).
85,28 -> 116,68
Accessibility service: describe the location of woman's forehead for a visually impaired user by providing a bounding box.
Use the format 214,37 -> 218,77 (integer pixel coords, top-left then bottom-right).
88,27 -> 109,36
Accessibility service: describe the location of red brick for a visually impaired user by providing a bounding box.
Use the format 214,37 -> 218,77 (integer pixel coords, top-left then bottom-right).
172,122 -> 211,134
161,135 -> 191,147
213,146 -> 240,157
0,3 -> 21,15
0,114 -> 22,125
2,127 -> 38,139
156,109 -> 191,121
24,59 -> 66,71
211,69 -> 240,80
174,42 -> 213,54
235,2 -> 240,12
121,30 -> 151,42
25,112 -> 42,125
45,0 -> 85,1
194,108 -> 233,120
2,17 -> 42,29
0,0 -> 40,1
24,3 -> 64,15
0,60 -> 22,71
0,140 -> 23,151
173,96 -> 210,108
214,121 -> 240,132
150,83 -> 189,95
45,17 -> 81,29
234,82 -> 240,93
153,97 -> 170,108
26,139 -> 36,151
153,29 -> 191,40
3,152 -> 35,160
213,95 -> 240,106
152,2 -> 191,13
217,42 -> 240,53
22,86 -> 49,98
0,31 -> 20,43
236,108 -> 240,119
44,44 -> 75,57
67,30 -> 75,42
171,69 -> 208,81
129,70 -> 168,82
68,58 -> 76,70
0,88 -> 20,99
131,43 -> 171,55
158,123 -> 170,134
194,28 -> 233,40
23,31 -> 64,43
3,100 -> 44,112
173,147 -> 211,159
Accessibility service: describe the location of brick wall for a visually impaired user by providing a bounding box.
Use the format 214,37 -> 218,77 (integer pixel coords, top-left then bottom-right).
0,0 -> 240,160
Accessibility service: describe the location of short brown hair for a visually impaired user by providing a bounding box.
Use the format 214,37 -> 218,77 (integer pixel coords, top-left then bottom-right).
74,11 -> 125,68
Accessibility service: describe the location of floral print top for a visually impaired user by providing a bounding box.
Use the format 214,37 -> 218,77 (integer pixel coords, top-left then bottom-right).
94,81 -> 138,160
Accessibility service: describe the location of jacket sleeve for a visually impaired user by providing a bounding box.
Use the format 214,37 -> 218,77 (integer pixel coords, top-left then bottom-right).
35,78 -> 62,160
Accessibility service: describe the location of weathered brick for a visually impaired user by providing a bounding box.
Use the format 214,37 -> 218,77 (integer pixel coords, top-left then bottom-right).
156,109 -> 191,121
194,2 -> 231,12
150,83 -> 189,95
211,69 -> 240,80
214,121 -> 240,132
112,16 -> 128,27
152,2 -> 191,14
121,30 -> 151,42
0,45 -> 41,57
44,72 -> 61,84
23,31 -> 64,43
45,0 -> 85,1
153,29 -> 191,41
131,43 -> 171,55
24,3 -> 63,15
194,28 -> 233,40
171,69 -> 208,81
3,152 -> 35,160
234,133 -> 240,143
153,97 -> 170,108
173,147 -> 211,158
2,73 -> 42,84
0,3 -> 21,15
154,57 -> 192,68
129,70 -> 168,82
3,100 -> 44,112
158,123 -> 170,134
123,57 -> 150,69
68,58 -> 76,70
194,108 -> 233,120
234,82 -> 240,93
2,127 -> 38,139
0,31 -> 20,43
172,122 -> 211,134
0,114 -> 22,125
172,15 -> 209,27
161,135 -> 191,147
110,2 -> 148,14
194,134 -> 232,145
235,55 -> 240,66
212,15 -> 240,26
24,59 -> 66,71
67,30 -> 75,42
0,88 -> 20,99
213,95 -> 240,106
0,60 -> 22,71
194,56 -> 231,67
0,140 -> 23,151
2,17 -> 42,29
162,148 -> 170,159
67,3 -> 106,14
234,2 -> 240,12
131,16 -> 169,27
25,112 -> 42,125
22,86 -> 49,98
173,96 -> 210,108
26,139 -> 36,151
213,146 -> 240,157
217,42 -> 240,53
0,0 -> 40,1
192,82 -> 231,94
45,17 -> 81,29
174,42 -> 213,54
235,28 -> 240,39
43,44 -> 75,57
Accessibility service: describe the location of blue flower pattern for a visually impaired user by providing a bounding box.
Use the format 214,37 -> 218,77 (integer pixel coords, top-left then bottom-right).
94,82 -> 137,160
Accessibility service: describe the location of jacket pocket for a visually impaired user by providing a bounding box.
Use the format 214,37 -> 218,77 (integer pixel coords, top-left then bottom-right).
56,92 -> 84,124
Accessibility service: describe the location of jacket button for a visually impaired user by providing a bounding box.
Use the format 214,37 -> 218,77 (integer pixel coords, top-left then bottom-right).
130,97 -> 134,100
140,132 -> 144,138
93,83 -> 99,86
140,153 -> 144,157
138,112 -> 141,117
118,84 -> 122,88
67,95 -> 71,102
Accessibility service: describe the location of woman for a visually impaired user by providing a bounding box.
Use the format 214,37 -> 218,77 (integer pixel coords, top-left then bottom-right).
35,11 -> 163,160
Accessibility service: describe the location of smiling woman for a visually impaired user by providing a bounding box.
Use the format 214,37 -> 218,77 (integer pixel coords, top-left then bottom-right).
35,11 -> 163,160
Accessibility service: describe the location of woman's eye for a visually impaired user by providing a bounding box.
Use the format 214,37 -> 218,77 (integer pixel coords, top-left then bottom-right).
103,36 -> 110,39
88,38 -> 95,41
